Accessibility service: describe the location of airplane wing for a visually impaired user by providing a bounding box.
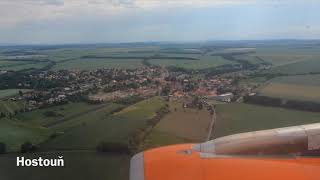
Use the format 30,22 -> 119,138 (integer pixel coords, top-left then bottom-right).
130,123 -> 320,180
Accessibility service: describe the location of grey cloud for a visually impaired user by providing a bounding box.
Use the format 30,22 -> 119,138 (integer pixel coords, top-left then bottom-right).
90,0 -> 136,7
24,0 -> 65,6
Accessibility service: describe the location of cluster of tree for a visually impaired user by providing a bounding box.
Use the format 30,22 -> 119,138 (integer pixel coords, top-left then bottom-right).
0,142 -> 6,154
0,112 -> 5,119
184,82 -> 197,92
96,142 -> 130,154
161,85 -> 171,96
43,110 -> 64,118
142,58 -> 152,67
190,96 -> 203,110
204,64 -> 242,77
152,56 -> 199,60
68,94 -> 88,103
34,79 -> 68,90
103,82 -> 140,93
244,95 -> 281,106
202,52 -> 266,77
20,141 -> 37,153
146,106 -> 170,128
0,71 -> 29,89
128,106 -> 170,153
244,95 -> 320,112
81,55 -> 143,59
254,72 -> 320,81
167,66 -> 189,73
0,109 -> 23,119
113,95 -> 144,105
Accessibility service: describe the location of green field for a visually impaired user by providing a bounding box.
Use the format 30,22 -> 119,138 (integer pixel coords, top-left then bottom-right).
149,55 -> 232,69
257,74 -> 320,102
254,45 -> 320,64
246,46 -> 320,74
42,97 -> 166,150
0,102 -> 123,152
49,103 -> 123,132
0,119 -> 50,152
2,43 -> 320,180
41,47 -> 158,62
52,58 -> 145,70
0,62 -> 50,71
267,58 -> 320,74
16,102 -> 117,127
0,89 -> 31,99
0,152 -> 130,180
213,103 -> 320,138
0,96 -> 166,180
0,60 -> 27,67
0,46 -> 238,71
0,100 -> 27,115
146,100 -> 211,148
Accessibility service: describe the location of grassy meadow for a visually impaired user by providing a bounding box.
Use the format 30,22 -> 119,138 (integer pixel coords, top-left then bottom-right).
16,102 -> 121,127
213,103 -> 320,138
149,55 -> 232,69
2,43 -> 320,180
267,58 -> 320,74
146,100 -> 212,148
0,119 -> 50,152
52,58 -> 145,70
257,74 -> 320,102
0,100 -> 27,116
0,89 -> 31,99
42,97 -> 166,150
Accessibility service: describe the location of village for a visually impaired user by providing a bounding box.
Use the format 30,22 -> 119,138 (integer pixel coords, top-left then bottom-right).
1,66 -> 237,113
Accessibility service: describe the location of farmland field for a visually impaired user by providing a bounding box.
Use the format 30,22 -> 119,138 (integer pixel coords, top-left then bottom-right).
250,45 -> 320,74
213,103 -> 320,138
267,57 -> 320,74
0,119 -> 50,152
0,100 -> 27,115
257,74 -> 320,102
0,61 -> 28,67
42,97 -> 166,150
0,89 -> 31,99
2,42 -> 320,180
0,61 -> 50,71
149,55 -> 232,69
0,102 -> 123,152
254,45 -> 320,64
41,47 -> 159,62
146,100 -> 212,148
16,102 -> 121,127
52,58 -> 145,70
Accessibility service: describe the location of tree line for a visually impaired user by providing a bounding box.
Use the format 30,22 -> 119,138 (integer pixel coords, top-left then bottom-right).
244,95 -> 320,112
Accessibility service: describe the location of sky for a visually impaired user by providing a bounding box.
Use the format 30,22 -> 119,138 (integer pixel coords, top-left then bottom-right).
0,0 -> 319,44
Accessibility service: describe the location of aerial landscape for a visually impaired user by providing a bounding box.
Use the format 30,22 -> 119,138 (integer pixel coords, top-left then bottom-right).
0,0 -> 320,180
1,41 -> 320,179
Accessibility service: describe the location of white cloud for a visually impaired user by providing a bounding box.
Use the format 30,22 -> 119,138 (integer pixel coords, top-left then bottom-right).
24,0 -> 65,6
0,0 -> 319,43
0,0 -> 260,26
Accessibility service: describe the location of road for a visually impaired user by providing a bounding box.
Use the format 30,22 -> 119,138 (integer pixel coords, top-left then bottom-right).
206,107 -> 216,141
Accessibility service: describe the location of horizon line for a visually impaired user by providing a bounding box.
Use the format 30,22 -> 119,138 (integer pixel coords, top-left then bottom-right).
1,38 -> 320,47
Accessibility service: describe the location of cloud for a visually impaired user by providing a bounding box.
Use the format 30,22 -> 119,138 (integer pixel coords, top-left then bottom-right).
0,0 -> 260,26
12,0 -> 65,6
100,0 -> 258,8
0,0 -> 319,43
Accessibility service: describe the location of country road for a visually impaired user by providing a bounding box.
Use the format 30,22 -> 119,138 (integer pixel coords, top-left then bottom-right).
206,107 -> 216,141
